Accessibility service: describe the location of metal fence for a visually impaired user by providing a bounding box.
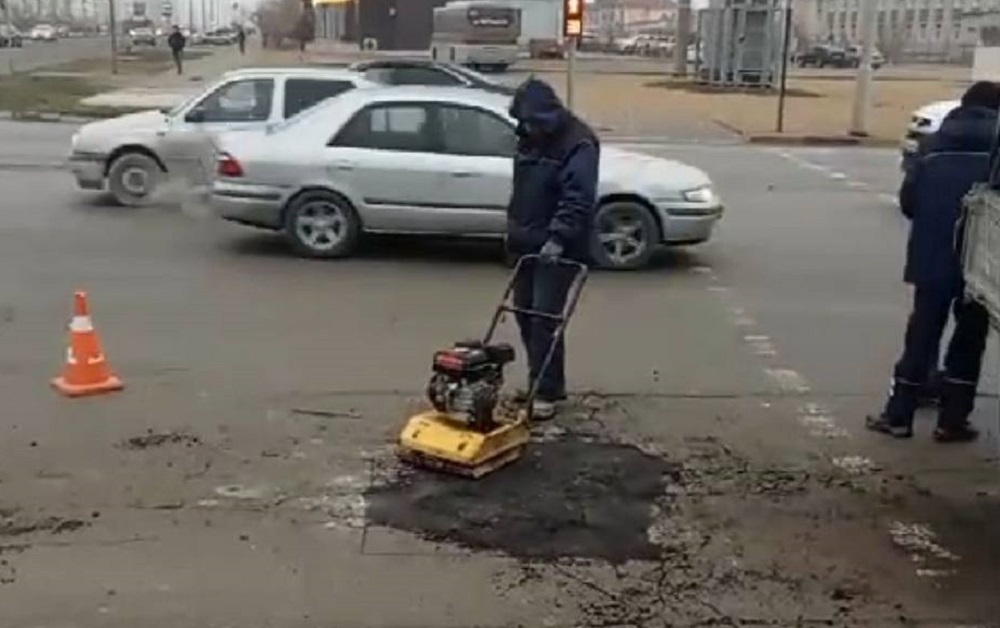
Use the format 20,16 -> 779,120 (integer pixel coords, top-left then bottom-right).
962,185 -> 1000,455
963,185 -> 1000,327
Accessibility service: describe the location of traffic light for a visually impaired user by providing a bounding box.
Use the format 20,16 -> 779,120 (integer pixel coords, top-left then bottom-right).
563,0 -> 583,37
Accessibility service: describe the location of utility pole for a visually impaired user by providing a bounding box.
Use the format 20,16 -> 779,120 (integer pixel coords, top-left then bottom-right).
776,0 -> 792,132
563,0 -> 583,111
849,0 -> 877,136
108,0 -> 118,74
673,0 -> 691,77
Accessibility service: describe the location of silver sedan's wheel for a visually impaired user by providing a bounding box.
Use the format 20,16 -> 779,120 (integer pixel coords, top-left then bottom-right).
590,201 -> 658,270
284,190 -> 361,259
107,152 -> 163,207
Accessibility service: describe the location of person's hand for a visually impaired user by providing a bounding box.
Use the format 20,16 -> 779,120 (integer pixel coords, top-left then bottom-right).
539,239 -> 563,262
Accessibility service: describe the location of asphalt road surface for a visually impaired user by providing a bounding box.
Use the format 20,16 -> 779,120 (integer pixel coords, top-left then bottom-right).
0,36 -> 111,76
0,122 -> 997,627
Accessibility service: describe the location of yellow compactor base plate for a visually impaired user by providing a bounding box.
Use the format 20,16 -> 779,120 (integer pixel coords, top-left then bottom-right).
397,410 -> 531,479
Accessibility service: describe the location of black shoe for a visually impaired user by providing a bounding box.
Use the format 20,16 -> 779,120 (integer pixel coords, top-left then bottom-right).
933,424 -> 979,443
865,414 -> 913,439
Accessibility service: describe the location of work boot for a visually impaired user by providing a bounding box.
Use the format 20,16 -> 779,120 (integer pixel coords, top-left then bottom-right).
865,413 -> 914,438
933,423 -> 980,443
531,399 -> 557,421
934,378 -> 979,443
865,379 -> 917,439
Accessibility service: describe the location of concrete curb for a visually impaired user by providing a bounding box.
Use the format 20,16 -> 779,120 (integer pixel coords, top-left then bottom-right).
746,133 -> 898,148
712,118 -> 898,148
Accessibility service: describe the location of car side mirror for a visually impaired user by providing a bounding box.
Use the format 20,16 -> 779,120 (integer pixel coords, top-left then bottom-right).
185,106 -> 206,123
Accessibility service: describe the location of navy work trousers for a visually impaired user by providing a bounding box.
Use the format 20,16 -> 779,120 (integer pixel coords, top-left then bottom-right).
512,257 -> 576,401
885,284 -> 990,426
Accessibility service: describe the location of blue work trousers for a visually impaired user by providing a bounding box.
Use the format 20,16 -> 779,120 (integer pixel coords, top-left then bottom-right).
512,257 -> 576,401
885,284 -> 990,426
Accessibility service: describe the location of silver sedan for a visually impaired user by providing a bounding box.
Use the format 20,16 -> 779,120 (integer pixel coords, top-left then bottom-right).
210,86 -> 724,270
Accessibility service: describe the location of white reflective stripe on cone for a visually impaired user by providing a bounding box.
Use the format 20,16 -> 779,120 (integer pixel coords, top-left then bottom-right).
69,316 -> 94,333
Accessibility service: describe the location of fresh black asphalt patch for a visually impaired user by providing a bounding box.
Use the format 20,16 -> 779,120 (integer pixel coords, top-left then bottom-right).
365,434 -> 680,563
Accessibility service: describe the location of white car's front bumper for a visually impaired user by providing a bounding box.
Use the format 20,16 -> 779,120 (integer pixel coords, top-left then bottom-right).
69,152 -> 106,190
655,202 -> 724,245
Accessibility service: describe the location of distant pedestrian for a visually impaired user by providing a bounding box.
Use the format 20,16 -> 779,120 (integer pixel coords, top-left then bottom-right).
167,25 -> 186,75
236,25 -> 246,55
866,80 -> 999,443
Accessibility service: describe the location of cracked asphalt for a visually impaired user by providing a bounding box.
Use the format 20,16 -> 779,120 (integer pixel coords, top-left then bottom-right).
0,123 -> 997,627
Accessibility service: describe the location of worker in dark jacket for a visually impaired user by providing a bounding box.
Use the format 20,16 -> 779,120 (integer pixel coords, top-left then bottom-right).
506,78 -> 599,420
167,26 -> 186,75
867,81 -> 997,442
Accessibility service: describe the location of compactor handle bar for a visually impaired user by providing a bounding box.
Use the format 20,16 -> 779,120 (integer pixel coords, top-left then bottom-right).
483,254 -> 589,415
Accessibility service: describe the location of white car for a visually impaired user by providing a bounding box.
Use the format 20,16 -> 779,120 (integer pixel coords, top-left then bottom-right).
210,86 -> 724,270
30,23 -> 58,41
901,98 -> 959,170
68,67 -> 376,206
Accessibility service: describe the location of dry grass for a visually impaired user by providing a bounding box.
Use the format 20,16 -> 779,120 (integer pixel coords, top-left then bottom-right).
0,75 -> 104,114
538,72 -> 961,141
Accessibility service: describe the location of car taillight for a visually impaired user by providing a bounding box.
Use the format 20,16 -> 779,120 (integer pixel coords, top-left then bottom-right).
216,152 -> 244,178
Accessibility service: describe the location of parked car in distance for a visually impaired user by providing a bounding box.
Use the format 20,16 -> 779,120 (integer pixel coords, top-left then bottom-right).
348,58 -> 517,95
128,26 -> 156,46
68,67 -> 377,206
900,98 -> 959,171
528,38 -> 564,59
845,44 -> 884,69
795,44 -> 850,68
29,23 -> 58,41
183,28 -> 205,45
0,25 -> 24,47
210,86 -> 724,270
204,27 -> 238,45
636,34 -> 673,57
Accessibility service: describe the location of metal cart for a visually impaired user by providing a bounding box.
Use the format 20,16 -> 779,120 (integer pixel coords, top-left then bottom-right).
961,183 -> 1000,453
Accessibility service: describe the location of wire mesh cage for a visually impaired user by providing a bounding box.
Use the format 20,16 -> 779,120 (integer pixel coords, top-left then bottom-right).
962,184 -> 1000,328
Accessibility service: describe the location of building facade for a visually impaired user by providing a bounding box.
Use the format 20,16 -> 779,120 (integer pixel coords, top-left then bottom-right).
585,0 -> 679,38
811,0 -> 1000,59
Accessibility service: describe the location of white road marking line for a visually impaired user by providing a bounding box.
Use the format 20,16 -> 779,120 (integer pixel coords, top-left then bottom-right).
690,265 -> 714,275
832,455 -> 878,474
846,180 -> 867,189
722,295 -> 964,581
743,334 -> 778,357
879,193 -> 900,207
888,521 -> 961,569
764,368 -> 811,394
828,171 -> 848,180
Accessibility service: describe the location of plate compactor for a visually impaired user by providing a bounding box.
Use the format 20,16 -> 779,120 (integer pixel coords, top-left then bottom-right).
398,254 -> 588,478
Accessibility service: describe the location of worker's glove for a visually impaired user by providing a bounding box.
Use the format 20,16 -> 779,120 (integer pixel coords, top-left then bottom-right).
539,239 -> 564,263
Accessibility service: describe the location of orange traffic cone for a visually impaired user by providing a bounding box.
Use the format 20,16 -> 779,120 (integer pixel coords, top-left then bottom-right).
51,291 -> 124,398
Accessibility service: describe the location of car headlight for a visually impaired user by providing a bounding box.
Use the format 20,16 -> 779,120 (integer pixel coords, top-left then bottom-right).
682,185 -> 717,204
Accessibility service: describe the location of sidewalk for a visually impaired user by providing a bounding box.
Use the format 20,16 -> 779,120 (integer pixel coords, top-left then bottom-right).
80,46 -> 308,111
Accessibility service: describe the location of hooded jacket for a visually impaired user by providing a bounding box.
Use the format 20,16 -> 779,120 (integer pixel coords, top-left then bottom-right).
899,105 -> 996,290
505,79 -> 600,262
